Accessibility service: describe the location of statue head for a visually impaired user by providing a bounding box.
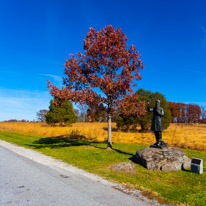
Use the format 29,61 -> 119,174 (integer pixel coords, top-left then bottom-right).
156,100 -> 161,108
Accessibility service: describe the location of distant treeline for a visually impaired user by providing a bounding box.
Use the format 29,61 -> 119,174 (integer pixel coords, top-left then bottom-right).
2,119 -> 37,122
2,102 -> 206,124
168,102 -> 206,124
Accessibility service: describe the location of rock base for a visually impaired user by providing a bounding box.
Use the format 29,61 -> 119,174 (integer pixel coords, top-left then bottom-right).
136,147 -> 191,171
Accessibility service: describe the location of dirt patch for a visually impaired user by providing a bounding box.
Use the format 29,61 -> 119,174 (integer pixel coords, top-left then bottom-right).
110,161 -> 136,174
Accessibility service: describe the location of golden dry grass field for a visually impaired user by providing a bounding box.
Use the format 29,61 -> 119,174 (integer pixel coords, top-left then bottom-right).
0,122 -> 205,151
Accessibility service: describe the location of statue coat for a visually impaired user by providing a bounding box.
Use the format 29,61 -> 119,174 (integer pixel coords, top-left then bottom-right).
148,106 -> 164,132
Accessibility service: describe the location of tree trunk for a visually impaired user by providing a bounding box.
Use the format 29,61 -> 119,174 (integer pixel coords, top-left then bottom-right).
107,94 -> 112,150
107,114 -> 112,150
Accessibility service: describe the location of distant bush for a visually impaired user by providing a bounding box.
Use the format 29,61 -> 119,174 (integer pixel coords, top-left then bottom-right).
45,100 -> 78,126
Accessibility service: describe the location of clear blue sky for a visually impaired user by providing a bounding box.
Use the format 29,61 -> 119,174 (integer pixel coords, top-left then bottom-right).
0,0 -> 206,121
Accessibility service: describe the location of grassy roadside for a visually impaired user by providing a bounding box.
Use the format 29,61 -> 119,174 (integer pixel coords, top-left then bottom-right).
0,130 -> 205,206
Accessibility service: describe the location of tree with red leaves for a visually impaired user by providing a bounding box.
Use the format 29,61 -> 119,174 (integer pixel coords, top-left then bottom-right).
47,25 -> 144,149
168,102 -> 201,123
186,104 -> 201,123
116,93 -> 146,131
168,102 -> 186,123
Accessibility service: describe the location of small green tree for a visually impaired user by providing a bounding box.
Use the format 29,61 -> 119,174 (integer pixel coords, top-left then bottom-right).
116,114 -> 138,131
45,100 -> 78,126
116,89 -> 172,132
137,89 -> 172,131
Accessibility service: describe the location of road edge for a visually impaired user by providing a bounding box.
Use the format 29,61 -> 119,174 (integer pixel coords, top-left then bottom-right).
0,139 -> 169,206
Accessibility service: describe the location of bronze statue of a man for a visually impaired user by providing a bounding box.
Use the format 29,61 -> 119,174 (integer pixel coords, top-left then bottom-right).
147,100 -> 168,148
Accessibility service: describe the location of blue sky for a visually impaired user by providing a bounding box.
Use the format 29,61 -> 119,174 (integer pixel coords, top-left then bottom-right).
0,0 -> 206,121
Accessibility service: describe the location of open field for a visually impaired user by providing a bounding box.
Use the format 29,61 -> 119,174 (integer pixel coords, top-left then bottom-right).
0,130 -> 205,206
0,122 -> 205,151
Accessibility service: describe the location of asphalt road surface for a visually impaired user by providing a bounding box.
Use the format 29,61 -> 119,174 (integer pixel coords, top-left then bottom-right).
0,141 -> 163,206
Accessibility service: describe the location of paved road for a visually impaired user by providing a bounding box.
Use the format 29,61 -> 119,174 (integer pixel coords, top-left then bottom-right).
0,142 -> 162,206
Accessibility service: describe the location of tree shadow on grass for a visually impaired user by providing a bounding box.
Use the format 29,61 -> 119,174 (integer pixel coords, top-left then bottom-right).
27,133 -> 134,157
111,148 -> 134,156
28,135 -> 93,149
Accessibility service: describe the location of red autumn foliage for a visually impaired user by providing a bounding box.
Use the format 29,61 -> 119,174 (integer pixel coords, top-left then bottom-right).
119,93 -> 146,117
186,104 -> 201,123
47,25 -> 144,117
168,102 -> 186,123
168,102 -> 202,123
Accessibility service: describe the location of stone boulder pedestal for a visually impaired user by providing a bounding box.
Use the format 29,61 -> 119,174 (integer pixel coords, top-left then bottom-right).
136,147 -> 191,171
